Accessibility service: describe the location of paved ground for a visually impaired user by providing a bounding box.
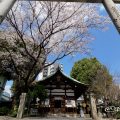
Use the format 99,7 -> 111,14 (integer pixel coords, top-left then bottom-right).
0,116 -> 118,120
0,116 -> 92,120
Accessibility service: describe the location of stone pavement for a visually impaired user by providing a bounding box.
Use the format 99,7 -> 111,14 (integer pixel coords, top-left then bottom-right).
0,116 -> 92,120
0,116 -> 119,120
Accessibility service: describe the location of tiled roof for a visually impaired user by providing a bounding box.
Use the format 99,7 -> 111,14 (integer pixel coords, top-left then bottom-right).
38,66 -> 88,86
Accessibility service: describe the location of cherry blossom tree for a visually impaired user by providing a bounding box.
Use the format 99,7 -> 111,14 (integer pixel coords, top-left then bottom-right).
0,1 -> 110,96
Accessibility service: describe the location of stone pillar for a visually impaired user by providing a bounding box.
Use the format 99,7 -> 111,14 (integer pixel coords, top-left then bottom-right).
103,0 -> 120,34
89,93 -> 99,120
17,93 -> 26,119
0,0 -> 16,23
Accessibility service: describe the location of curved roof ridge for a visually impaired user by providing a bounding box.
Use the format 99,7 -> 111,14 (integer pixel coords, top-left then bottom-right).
60,70 -> 88,85
38,66 -> 88,86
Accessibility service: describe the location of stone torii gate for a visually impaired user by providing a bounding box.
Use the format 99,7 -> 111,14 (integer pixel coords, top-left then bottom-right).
0,0 -> 120,33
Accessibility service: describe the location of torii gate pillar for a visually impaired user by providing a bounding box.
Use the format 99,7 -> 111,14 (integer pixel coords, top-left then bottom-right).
0,0 -> 16,23
103,0 -> 120,33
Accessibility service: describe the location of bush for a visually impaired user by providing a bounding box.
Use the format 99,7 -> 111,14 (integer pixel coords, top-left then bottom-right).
9,106 -> 18,117
116,111 -> 120,119
9,110 -> 17,117
0,106 -> 10,115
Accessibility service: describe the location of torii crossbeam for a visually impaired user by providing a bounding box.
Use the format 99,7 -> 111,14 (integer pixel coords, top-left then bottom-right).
0,0 -> 120,33
22,0 -> 120,3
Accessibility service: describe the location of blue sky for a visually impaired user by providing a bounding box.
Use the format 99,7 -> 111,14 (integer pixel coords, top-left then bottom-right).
4,4 -> 120,95
60,23 -> 120,76
60,4 -> 120,83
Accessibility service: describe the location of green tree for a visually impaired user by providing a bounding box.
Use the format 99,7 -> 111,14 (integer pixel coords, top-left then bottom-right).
26,85 -> 47,114
28,84 -> 47,101
70,58 -> 112,97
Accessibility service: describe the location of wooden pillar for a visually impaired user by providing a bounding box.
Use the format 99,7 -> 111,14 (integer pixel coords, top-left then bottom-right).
50,81 -> 52,112
83,93 -> 88,114
17,93 -> 26,119
65,81 -> 67,113
65,81 -> 67,97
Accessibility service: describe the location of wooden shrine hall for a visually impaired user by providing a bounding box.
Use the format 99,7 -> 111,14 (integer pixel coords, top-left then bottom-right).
36,66 -> 88,114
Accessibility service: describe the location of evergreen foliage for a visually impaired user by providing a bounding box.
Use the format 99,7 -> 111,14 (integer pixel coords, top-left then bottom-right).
28,84 -> 47,101
71,58 -> 112,97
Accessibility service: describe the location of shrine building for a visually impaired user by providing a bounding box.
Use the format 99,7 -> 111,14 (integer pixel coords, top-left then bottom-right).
37,66 -> 88,114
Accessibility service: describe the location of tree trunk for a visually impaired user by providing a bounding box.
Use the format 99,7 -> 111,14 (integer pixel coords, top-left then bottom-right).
89,93 -> 99,120
17,93 -> 26,119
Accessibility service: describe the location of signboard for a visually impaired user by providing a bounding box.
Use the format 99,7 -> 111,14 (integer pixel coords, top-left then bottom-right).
65,100 -> 76,107
105,106 -> 120,112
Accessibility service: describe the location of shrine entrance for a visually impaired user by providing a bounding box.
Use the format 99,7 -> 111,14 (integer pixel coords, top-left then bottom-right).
54,100 -> 62,113
55,100 -> 61,108
50,96 -> 65,113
